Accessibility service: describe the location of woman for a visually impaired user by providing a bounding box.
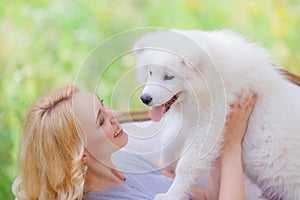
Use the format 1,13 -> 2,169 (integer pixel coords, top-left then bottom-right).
12,85 -> 256,200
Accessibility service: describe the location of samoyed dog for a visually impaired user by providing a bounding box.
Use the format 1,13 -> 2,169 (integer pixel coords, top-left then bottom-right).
133,29 -> 300,200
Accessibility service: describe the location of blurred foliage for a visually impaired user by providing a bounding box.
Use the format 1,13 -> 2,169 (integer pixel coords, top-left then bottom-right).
0,0 -> 299,198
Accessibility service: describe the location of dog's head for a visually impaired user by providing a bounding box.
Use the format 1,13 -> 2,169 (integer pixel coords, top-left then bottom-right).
136,34 -> 197,121
133,30 -> 201,122
138,61 -> 186,122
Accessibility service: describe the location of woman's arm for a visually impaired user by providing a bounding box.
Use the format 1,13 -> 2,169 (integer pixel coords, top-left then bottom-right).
204,160 -> 221,200
218,94 -> 256,200
160,94 -> 256,200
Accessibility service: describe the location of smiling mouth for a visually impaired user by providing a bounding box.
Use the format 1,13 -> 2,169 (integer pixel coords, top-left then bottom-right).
150,91 -> 182,122
114,127 -> 124,138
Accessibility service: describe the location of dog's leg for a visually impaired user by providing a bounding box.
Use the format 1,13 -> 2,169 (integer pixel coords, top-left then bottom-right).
159,127 -> 186,172
159,156 -> 178,173
244,175 -> 267,200
159,144 -> 182,173
155,147 -> 209,200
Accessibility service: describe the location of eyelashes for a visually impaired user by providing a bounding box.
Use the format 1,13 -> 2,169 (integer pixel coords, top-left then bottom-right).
96,98 -> 105,126
99,116 -> 105,126
99,99 -> 105,126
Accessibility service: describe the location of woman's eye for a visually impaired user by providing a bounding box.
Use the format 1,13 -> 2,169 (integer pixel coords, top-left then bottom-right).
164,74 -> 174,80
99,116 -> 105,126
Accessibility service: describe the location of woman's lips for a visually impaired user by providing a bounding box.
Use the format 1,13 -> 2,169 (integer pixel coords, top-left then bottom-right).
114,128 -> 124,138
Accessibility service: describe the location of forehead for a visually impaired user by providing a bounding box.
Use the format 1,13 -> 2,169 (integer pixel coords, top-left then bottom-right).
72,91 -> 100,122
138,50 -> 179,64
148,63 -> 182,76
73,91 -> 98,105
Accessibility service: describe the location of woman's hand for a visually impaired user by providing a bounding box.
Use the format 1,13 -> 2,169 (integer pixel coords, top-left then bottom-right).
218,93 -> 257,200
222,94 -> 257,154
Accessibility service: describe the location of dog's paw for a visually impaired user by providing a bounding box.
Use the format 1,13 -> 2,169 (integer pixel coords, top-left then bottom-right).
154,193 -> 173,200
154,193 -> 188,200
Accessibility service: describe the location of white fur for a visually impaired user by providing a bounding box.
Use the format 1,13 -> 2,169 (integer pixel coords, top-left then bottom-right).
133,29 -> 300,200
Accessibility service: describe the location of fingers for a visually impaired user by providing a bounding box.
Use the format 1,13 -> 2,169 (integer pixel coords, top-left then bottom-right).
230,94 -> 243,109
230,93 -> 257,125
231,93 -> 256,110
248,94 -> 257,108
228,93 -> 256,122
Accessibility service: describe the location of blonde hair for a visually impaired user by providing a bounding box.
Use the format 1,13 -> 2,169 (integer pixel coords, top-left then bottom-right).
12,85 -> 86,200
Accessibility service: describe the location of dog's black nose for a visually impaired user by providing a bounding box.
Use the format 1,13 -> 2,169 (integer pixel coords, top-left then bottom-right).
140,94 -> 152,105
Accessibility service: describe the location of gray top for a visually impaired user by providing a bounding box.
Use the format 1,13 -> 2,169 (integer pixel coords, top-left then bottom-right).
84,150 -> 173,200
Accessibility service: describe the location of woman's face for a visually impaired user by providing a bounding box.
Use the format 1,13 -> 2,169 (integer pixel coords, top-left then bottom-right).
73,91 -> 128,161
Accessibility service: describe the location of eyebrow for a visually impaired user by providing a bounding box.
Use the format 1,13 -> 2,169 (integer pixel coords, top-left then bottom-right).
95,95 -> 103,126
96,95 -> 104,105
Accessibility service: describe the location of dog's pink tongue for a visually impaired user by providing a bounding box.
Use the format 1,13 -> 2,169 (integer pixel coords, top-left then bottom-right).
150,106 -> 165,122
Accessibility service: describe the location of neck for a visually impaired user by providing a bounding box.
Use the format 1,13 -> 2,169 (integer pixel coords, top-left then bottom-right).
84,156 -> 126,193
181,91 -> 210,112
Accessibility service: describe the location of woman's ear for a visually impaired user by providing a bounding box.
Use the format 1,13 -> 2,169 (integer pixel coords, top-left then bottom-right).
81,149 -> 89,164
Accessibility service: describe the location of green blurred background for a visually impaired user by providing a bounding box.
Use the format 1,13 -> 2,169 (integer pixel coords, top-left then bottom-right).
1,0 -> 299,198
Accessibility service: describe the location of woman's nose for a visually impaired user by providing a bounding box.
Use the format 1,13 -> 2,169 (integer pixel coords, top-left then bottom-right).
107,110 -> 116,123
110,115 -> 115,123
112,110 -> 122,120
105,107 -> 120,125
110,116 -> 120,126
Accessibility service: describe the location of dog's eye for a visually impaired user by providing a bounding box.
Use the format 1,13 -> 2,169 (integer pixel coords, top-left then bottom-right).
149,70 -> 152,76
164,74 -> 174,80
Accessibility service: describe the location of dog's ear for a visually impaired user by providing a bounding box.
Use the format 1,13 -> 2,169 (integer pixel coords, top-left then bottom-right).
135,65 -> 148,83
132,45 -> 145,54
133,41 -> 148,83
132,36 -> 145,54
178,56 -> 202,79
179,58 -> 185,65
178,57 -> 196,69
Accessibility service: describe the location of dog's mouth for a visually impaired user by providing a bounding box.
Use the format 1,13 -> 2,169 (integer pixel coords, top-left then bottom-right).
150,91 -> 182,122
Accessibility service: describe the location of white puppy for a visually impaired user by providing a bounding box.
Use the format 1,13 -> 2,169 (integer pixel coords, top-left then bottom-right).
133,29 -> 300,200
